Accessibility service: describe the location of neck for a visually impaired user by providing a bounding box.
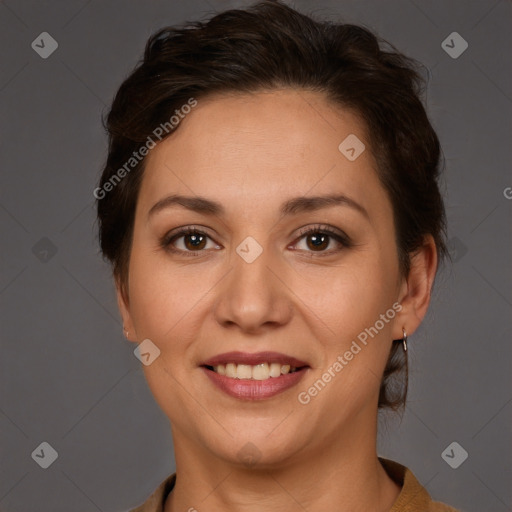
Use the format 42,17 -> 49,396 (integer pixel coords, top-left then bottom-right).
164,418 -> 400,512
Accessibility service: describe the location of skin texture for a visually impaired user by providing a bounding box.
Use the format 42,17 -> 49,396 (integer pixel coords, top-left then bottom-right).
117,89 -> 438,512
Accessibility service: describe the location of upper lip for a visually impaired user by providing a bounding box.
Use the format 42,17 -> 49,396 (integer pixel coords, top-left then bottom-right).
201,351 -> 309,368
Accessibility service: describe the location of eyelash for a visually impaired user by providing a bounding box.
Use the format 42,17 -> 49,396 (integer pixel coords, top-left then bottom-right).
161,224 -> 352,257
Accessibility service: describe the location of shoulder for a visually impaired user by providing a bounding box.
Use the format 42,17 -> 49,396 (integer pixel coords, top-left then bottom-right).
379,457 -> 460,512
128,473 -> 176,512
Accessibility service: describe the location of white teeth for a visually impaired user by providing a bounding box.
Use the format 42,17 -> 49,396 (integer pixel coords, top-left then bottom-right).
212,362 -> 299,380
269,362 -> 282,378
252,363 -> 269,380
237,364 -> 252,379
225,363 -> 237,378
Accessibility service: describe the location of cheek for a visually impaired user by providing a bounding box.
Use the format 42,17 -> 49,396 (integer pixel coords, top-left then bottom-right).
301,257 -> 396,335
298,254 -> 398,390
126,254 -> 206,419
126,248 -> 208,340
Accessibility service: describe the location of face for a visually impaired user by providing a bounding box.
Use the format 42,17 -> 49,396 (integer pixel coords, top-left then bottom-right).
118,89 -> 433,469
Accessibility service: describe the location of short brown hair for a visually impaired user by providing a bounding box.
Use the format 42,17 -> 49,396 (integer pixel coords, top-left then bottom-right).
96,0 -> 448,410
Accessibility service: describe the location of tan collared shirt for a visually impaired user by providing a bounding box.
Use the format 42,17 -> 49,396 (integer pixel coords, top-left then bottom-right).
129,458 -> 459,511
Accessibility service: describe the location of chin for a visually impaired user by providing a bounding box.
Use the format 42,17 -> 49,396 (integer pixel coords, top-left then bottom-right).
209,425 -> 309,469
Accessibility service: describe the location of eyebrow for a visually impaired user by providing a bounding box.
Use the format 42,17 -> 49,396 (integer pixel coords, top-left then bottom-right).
147,193 -> 369,220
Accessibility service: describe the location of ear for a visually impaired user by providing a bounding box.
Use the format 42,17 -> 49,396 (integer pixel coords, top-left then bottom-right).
115,276 -> 138,343
393,234 -> 438,340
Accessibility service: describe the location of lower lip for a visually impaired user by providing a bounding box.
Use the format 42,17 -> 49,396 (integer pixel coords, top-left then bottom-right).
202,367 -> 308,400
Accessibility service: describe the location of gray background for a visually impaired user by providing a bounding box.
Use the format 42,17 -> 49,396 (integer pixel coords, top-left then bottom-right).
1,0 -> 511,511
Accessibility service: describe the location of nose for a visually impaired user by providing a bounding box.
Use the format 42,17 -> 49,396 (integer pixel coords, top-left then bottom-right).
212,242 -> 293,334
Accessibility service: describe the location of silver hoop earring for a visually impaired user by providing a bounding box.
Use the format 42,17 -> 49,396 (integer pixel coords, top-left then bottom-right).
124,328 -> 129,339
402,328 -> 407,353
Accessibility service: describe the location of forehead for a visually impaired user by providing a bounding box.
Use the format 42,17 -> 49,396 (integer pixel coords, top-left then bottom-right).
138,89 -> 388,219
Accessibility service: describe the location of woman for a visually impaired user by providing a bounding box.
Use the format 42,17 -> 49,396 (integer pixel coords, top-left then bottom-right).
96,1 -> 458,510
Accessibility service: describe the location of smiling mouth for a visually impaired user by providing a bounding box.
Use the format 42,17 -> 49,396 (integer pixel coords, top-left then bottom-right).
204,362 -> 304,381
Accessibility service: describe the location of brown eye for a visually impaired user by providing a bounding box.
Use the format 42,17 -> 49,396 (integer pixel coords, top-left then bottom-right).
183,233 -> 207,251
294,225 -> 352,254
305,232 -> 330,251
161,227 -> 221,255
